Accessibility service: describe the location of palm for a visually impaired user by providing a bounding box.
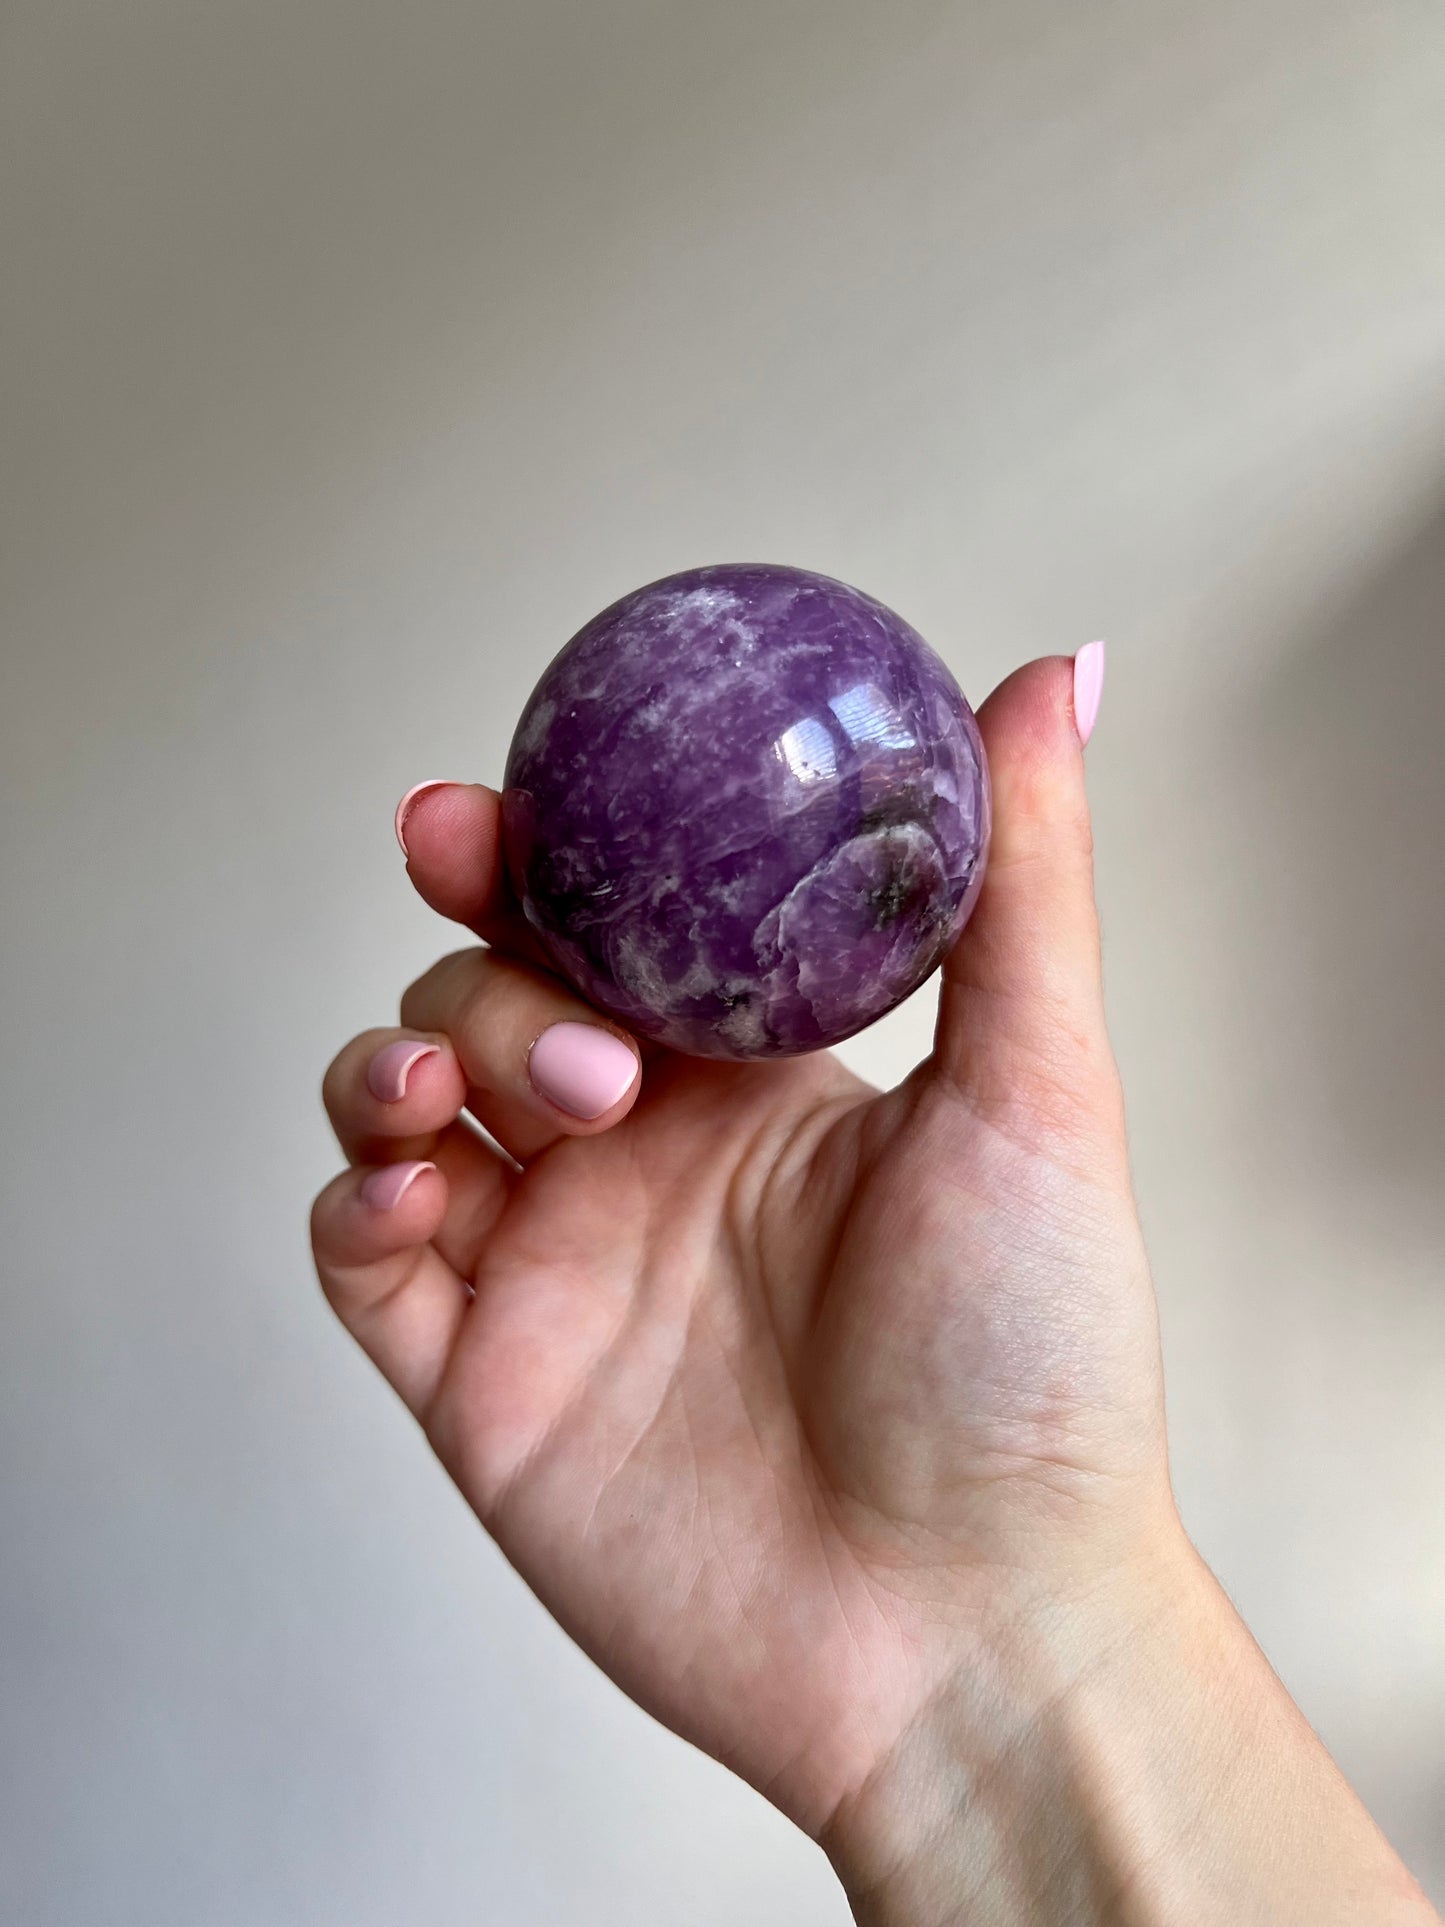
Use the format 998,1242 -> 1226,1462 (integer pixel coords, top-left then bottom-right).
424,1040 -> 1160,1835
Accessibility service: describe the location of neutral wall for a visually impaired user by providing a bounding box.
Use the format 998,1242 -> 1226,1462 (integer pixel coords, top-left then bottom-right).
2,2 -> 1441,1920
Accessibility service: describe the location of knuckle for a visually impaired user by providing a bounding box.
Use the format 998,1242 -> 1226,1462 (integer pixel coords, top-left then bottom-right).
399,945 -> 483,1027
1066,793 -> 1096,869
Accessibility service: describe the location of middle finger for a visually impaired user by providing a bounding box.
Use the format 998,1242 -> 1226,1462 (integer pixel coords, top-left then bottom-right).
401,947 -> 643,1163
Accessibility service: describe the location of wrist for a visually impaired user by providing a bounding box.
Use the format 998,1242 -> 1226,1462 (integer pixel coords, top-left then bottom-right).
824,1524 -> 1436,1927
823,1525 -> 1199,1927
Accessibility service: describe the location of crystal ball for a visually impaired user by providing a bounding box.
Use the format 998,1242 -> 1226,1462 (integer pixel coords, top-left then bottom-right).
501,562 -> 990,1059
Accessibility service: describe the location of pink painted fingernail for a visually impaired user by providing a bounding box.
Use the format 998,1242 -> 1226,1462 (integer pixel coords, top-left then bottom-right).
528,1022 -> 638,1119
1073,640 -> 1106,746
367,1038 -> 441,1103
394,780 -> 455,857
360,1160 -> 436,1211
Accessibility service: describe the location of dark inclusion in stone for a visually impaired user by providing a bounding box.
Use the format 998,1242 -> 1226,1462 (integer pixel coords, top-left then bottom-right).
501,562 -> 991,1059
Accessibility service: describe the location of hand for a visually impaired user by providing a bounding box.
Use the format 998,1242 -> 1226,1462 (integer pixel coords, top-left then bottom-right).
312,654 -> 1436,1926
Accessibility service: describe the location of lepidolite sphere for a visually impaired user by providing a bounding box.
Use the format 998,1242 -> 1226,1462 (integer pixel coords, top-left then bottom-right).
501,563 -> 990,1059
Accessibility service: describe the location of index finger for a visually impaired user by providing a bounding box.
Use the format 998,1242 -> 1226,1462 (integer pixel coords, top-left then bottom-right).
395,780 -> 546,962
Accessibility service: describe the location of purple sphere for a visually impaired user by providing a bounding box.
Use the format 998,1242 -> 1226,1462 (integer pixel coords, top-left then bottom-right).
502,563 -> 990,1059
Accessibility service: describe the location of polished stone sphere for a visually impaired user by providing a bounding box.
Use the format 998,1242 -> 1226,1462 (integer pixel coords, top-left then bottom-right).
501,563 -> 990,1058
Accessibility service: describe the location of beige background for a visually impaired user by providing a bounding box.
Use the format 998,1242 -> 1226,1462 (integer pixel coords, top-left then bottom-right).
2,1 -> 1442,1920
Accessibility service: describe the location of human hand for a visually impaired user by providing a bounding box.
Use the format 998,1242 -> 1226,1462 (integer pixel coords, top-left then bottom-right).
312,650 -> 1436,1925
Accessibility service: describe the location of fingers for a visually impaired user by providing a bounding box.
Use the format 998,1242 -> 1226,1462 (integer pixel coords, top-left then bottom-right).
400,947 -> 642,1164
930,647 -> 1122,1136
311,1159 -> 470,1418
321,1024 -> 515,1276
395,780 -> 546,962
322,1025 -> 468,1165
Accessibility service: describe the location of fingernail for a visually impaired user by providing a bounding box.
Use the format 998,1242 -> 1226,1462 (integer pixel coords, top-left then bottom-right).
360,1160 -> 436,1211
1073,639 -> 1106,746
394,780 -> 455,857
528,1022 -> 638,1119
367,1038 -> 441,1103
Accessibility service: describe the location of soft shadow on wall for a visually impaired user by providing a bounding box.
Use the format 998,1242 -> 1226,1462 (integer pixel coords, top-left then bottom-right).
1224,494 -> 1445,1207
1203,493 -> 1445,1894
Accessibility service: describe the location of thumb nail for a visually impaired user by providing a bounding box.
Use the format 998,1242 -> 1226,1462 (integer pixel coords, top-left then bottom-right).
1073,640 -> 1106,746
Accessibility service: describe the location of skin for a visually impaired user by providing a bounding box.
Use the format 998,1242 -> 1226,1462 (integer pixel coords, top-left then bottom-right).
311,656 -> 1439,1925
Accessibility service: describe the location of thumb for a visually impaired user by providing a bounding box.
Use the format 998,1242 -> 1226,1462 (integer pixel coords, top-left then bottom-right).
930,643 -> 1116,1125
